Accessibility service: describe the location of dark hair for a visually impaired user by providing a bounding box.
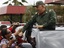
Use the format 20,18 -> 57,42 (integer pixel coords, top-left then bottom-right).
0,25 -> 7,30
1,28 -> 8,38
12,25 -> 20,33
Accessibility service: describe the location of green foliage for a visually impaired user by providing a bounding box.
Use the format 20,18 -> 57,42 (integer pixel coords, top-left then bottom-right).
0,15 -> 10,21
22,6 -> 36,23
3,0 -> 27,6
3,0 -> 27,23
3,1 -> 8,4
22,0 -> 27,3
48,5 -> 64,24
47,5 -> 64,16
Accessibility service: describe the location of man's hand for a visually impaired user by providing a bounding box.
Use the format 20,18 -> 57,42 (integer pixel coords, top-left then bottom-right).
33,25 -> 43,28
8,39 -> 14,48
37,25 -> 44,31
37,25 -> 43,28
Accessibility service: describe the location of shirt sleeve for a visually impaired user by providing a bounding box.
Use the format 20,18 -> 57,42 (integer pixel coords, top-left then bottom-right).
22,14 -> 37,33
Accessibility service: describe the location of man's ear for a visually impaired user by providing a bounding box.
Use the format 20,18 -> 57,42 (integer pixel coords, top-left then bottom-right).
42,5 -> 45,8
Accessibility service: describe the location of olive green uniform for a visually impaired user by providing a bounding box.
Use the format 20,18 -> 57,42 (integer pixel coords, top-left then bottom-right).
22,9 -> 56,32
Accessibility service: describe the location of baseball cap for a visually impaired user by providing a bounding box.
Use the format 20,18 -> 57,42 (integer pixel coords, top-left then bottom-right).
33,1 -> 45,7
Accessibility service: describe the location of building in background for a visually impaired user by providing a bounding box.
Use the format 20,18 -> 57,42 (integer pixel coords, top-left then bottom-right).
0,6 -> 26,23
45,0 -> 64,5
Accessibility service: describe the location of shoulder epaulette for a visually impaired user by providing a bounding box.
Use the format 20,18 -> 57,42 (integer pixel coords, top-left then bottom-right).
35,12 -> 38,14
49,9 -> 53,12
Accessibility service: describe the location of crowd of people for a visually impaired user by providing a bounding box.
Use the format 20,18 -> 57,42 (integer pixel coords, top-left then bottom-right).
0,22 -> 32,48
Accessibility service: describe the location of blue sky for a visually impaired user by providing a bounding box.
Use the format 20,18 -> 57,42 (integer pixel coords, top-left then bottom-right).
0,0 -> 45,7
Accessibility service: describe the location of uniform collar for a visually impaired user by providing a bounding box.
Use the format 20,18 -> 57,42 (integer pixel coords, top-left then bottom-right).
43,8 -> 48,15
37,8 -> 48,16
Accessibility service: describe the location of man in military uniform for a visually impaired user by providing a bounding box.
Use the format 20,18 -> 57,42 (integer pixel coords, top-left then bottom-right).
21,1 -> 56,48
22,1 -> 56,32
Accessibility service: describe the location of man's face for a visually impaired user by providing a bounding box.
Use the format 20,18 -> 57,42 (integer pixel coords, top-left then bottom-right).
35,5 -> 44,12
5,29 -> 12,38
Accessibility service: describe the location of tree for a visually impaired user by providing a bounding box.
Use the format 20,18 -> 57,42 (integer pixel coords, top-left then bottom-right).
22,6 -> 36,23
3,0 -> 27,6
47,5 -> 64,24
